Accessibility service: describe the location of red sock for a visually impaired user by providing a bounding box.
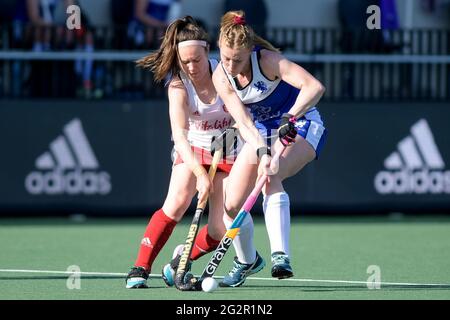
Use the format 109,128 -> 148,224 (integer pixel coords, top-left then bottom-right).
190,225 -> 221,260
134,208 -> 177,271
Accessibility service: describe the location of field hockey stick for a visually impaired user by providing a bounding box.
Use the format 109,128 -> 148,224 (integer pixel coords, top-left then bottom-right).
174,128 -> 237,291
191,145 -> 287,291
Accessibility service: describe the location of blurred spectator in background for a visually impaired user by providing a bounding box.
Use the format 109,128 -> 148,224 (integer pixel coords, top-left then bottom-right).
223,0 -> 268,38
338,0 -> 402,98
27,0 -> 75,51
73,1 -> 96,98
338,0 -> 401,54
2,0 -> 19,25
421,0 -> 450,29
110,0 -> 134,49
421,0 -> 450,13
380,0 -> 401,52
10,0 -> 32,97
11,0 -> 31,49
338,0 -> 378,53
26,0 -> 77,97
3,0 -> 23,98
128,0 -> 182,49
338,0 -> 376,99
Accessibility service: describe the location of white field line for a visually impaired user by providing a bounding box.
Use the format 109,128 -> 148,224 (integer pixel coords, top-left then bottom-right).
0,268 -> 448,287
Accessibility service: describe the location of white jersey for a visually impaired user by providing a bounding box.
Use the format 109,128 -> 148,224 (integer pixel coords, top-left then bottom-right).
179,59 -> 235,152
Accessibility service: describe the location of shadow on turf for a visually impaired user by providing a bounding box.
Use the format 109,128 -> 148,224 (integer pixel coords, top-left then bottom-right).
241,284 -> 450,291
0,275 -> 124,280
3,275 -> 449,293
0,275 -> 171,289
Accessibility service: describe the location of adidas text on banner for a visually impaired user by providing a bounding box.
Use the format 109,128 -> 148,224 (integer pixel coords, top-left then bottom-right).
374,119 -> 450,194
25,118 -> 112,195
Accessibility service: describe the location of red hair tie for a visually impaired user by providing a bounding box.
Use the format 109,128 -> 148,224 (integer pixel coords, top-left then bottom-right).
233,16 -> 246,26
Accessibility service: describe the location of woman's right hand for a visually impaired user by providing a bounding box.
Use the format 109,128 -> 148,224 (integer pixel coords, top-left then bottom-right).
196,173 -> 213,203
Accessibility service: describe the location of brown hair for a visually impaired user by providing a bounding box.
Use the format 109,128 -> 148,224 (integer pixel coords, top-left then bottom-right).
219,10 -> 279,52
136,16 -> 209,83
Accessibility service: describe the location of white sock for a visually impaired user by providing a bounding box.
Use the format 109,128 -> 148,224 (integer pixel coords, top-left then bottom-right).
223,213 -> 256,264
263,192 -> 291,256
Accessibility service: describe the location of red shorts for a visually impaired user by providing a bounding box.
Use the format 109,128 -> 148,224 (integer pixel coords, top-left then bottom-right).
173,146 -> 234,174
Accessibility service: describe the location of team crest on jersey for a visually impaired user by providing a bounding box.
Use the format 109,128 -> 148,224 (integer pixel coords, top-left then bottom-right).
254,81 -> 268,93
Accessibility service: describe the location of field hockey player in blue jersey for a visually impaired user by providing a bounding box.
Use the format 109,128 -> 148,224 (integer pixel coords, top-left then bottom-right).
211,10 -> 328,287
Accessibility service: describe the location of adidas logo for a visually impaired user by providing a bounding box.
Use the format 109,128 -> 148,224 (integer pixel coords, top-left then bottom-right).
141,237 -> 152,248
374,119 -> 450,194
25,118 -> 112,195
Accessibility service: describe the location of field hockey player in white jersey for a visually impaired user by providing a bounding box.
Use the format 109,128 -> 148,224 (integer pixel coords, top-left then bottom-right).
125,16 -> 239,289
212,10 -> 328,287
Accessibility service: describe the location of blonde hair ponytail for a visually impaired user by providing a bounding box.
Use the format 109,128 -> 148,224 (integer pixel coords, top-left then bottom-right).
219,10 -> 279,52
